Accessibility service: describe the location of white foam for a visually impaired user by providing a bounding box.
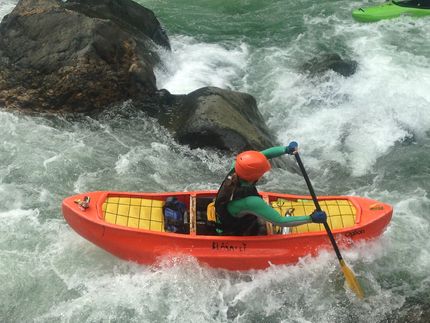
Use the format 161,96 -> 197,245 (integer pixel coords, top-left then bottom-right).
0,1 -> 16,20
154,16 -> 430,177
155,35 -> 248,94
1,2 -> 429,321
256,22 -> 430,176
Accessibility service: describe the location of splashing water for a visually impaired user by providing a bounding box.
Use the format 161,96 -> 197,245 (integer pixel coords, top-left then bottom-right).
1,0 -> 430,322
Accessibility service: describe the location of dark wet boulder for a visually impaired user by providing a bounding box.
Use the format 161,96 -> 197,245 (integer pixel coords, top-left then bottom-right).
302,53 -> 358,77
0,0 -> 280,154
63,0 -> 170,49
0,0 -> 169,112
166,87 -> 278,152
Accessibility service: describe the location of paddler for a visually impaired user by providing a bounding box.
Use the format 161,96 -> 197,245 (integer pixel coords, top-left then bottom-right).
215,142 -> 327,235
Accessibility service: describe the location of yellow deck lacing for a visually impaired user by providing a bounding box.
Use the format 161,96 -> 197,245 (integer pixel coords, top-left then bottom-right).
101,196 -> 356,234
102,196 -> 165,232
271,198 -> 356,233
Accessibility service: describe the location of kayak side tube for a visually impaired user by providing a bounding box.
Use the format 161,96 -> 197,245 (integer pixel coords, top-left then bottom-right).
62,190 -> 393,270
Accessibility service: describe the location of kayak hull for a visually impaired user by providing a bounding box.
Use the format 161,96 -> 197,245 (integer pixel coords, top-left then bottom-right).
352,1 -> 430,22
62,190 -> 392,270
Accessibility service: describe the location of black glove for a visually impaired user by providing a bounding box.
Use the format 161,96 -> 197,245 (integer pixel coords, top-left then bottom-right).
286,141 -> 298,155
311,210 -> 327,223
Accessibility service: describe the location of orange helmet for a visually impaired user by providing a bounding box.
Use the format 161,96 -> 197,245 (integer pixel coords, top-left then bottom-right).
235,151 -> 271,182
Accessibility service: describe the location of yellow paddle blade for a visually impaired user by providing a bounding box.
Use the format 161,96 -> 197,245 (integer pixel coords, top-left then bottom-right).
339,259 -> 365,299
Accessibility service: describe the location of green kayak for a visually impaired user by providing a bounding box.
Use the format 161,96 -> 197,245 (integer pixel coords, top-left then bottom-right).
352,0 -> 430,22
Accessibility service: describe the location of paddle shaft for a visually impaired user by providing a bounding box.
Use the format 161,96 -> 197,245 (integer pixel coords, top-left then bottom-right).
294,153 -> 343,262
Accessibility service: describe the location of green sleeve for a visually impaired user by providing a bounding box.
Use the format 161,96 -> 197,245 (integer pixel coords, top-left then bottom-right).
260,146 -> 288,159
227,196 -> 312,227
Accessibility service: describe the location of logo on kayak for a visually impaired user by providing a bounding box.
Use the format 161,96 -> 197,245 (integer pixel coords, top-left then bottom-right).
345,229 -> 365,238
212,241 -> 247,252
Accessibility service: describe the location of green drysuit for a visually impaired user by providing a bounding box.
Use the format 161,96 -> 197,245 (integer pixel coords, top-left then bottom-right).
227,146 -> 313,227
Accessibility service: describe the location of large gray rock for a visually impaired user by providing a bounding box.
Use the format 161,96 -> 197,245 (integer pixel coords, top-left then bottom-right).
0,0 -> 169,112
168,87 -> 277,152
0,1 -> 279,153
302,53 -> 357,77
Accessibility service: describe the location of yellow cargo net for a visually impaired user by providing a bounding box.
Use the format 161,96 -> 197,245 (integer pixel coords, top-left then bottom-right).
102,196 -> 165,232
271,198 -> 357,234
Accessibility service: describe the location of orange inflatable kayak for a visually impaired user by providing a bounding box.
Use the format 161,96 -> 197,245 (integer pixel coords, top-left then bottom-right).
62,190 -> 392,270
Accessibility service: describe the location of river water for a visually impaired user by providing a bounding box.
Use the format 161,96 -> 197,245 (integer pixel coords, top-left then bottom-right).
1,0 -> 429,322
